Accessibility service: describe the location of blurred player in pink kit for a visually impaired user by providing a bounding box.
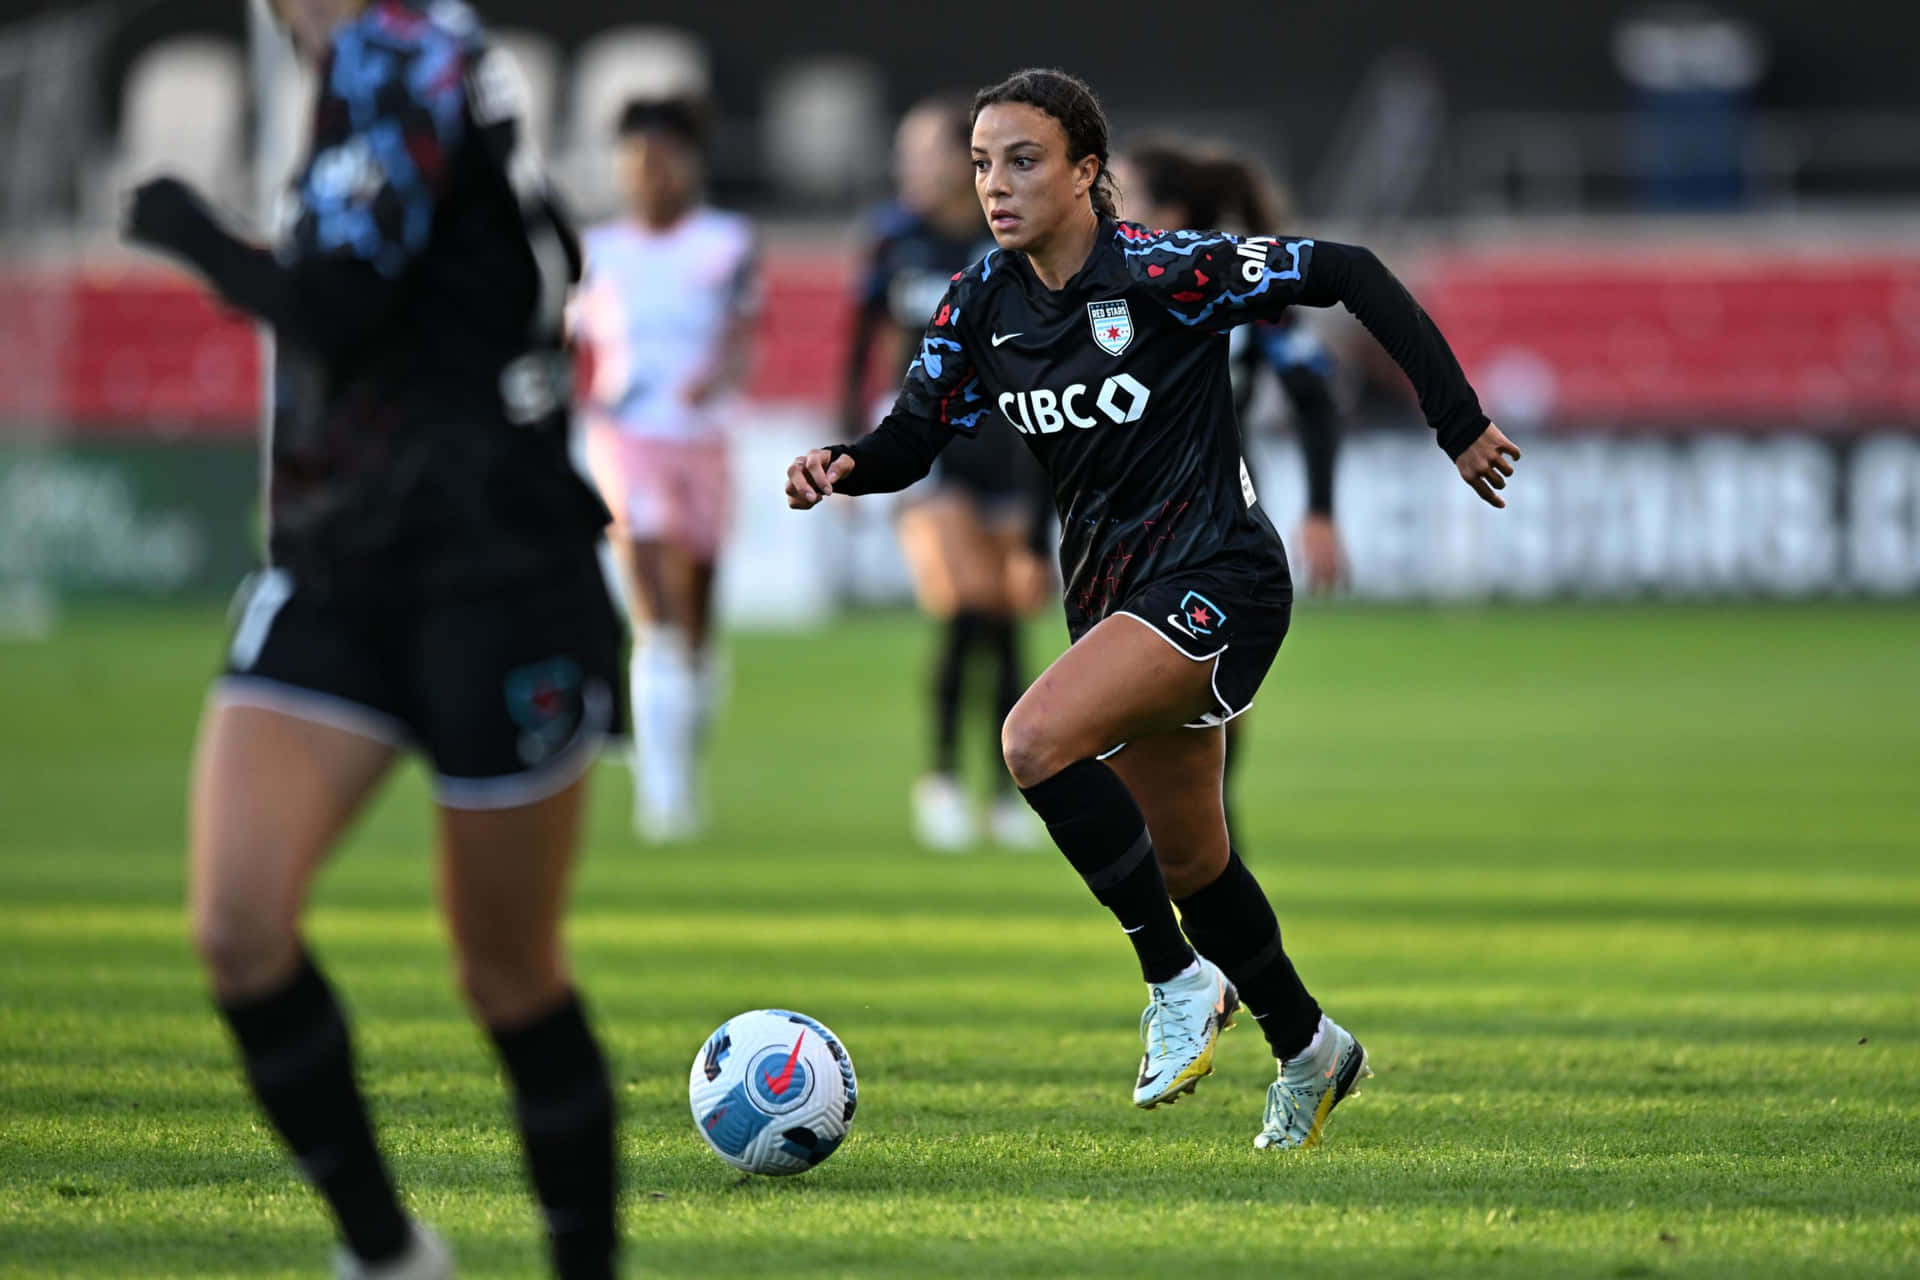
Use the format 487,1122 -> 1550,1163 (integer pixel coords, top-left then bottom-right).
573,97 -> 758,840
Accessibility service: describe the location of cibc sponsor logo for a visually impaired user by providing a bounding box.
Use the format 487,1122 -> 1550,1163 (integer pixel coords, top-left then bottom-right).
998,374 -> 1151,434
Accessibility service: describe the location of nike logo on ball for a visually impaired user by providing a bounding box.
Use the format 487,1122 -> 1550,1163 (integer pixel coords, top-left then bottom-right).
762,1030 -> 806,1095
991,332 -> 1023,347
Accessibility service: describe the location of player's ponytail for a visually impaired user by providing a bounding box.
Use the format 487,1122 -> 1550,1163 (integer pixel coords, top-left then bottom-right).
971,68 -> 1118,220
1126,135 -> 1292,233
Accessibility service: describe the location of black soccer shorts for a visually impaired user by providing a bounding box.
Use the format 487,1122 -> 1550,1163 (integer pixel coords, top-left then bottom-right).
214,557 -> 624,810
1107,570 -> 1293,729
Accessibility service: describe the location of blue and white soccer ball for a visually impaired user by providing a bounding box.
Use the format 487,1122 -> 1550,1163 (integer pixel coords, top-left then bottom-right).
688,1009 -> 858,1176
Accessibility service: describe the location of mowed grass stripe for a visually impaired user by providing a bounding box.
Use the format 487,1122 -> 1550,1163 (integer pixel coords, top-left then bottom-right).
2,604 -> 1917,1276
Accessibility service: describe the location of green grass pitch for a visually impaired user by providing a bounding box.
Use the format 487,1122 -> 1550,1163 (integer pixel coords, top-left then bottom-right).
2,602 -> 1917,1278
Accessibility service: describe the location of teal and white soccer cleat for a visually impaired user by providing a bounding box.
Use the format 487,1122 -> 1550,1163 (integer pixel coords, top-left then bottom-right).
1254,1016 -> 1371,1150
1132,958 -> 1239,1108
332,1223 -> 454,1280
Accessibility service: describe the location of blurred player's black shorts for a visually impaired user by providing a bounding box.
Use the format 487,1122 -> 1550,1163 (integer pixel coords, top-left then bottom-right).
213,557 -> 624,810
1105,570 -> 1293,729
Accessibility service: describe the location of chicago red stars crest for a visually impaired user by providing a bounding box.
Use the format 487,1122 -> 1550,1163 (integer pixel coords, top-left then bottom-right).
1087,299 -> 1134,356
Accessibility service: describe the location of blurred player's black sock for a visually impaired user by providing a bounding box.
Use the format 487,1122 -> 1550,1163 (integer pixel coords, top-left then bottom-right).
218,952 -> 410,1266
986,615 -> 1023,794
1176,850 -> 1322,1059
933,610 -> 987,776
490,994 -> 618,1280
1021,759 -> 1195,982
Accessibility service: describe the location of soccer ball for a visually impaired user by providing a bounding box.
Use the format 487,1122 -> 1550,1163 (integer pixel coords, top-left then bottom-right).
688,1009 -> 858,1176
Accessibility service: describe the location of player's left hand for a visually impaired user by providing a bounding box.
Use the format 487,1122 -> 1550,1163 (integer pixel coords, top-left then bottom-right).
1296,514 -> 1346,593
122,176 -> 210,253
1456,423 -> 1521,509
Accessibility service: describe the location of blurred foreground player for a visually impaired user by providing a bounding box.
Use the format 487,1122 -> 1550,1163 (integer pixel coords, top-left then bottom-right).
573,97 -> 758,841
842,97 -> 1050,851
789,68 -> 1519,1149
124,1 -> 620,1274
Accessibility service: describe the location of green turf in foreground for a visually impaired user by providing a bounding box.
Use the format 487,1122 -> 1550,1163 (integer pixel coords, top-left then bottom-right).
2,603 -> 1917,1278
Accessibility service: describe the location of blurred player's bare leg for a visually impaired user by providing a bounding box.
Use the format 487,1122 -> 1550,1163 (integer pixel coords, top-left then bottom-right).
900,494 -> 1017,850
189,701 -> 417,1267
440,779 -> 617,1280
189,702 -> 394,999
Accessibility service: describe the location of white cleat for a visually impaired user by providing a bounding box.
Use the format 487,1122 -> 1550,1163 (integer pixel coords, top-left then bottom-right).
912,774 -> 976,853
332,1223 -> 454,1280
1254,1015 -> 1371,1150
1133,957 -> 1239,1108
986,795 -> 1044,850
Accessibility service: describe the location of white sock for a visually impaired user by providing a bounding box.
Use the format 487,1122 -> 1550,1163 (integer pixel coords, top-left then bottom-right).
632,627 -> 696,825
1283,1015 -> 1331,1066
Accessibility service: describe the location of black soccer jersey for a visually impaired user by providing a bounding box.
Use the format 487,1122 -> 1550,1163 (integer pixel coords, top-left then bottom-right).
837,219 -> 1488,634
265,0 -> 605,596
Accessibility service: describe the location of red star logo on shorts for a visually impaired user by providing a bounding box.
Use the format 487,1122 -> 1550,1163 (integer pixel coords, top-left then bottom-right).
1189,604 -> 1213,627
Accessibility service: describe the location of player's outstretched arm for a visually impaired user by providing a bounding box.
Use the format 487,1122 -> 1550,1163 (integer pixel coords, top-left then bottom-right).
1294,241 -> 1519,508
123,177 -> 397,357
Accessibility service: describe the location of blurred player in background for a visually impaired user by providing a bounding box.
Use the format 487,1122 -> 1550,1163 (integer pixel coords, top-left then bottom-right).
790,67 -> 1519,1151
842,97 -> 1050,852
573,97 -> 758,843
1112,138 -> 1348,842
124,1 -> 620,1276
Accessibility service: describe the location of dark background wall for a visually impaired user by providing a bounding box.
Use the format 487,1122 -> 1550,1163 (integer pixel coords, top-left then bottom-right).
11,0 -> 1917,189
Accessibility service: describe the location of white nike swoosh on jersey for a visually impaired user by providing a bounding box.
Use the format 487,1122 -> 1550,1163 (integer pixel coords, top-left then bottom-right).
991,332 -> 1024,346
1123,924 -> 1146,934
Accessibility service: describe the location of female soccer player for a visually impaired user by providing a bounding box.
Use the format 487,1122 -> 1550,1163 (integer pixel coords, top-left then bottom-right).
573,96 -> 757,842
124,1 -> 620,1275
841,97 -> 1050,851
787,68 -> 1519,1150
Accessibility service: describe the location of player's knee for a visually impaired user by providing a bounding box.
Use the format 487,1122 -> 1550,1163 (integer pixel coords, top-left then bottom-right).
1001,709 -> 1069,790
191,903 -> 298,998
456,950 -> 567,1028
1155,839 -> 1229,900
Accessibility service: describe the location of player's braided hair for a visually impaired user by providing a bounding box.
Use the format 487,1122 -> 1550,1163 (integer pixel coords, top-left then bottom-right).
970,68 -> 1118,220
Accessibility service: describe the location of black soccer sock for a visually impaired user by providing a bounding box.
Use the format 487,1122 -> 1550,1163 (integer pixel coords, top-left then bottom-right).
218,953 -> 411,1266
986,615 -> 1024,796
932,610 -> 986,776
1175,850 -> 1322,1059
1020,759 -> 1195,982
490,994 -> 618,1280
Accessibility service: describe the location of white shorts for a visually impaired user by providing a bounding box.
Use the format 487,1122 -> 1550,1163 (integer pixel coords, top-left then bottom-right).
584,424 -> 732,562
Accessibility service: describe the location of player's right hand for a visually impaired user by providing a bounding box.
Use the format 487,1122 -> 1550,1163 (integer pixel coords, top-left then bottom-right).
786,449 -> 856,509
